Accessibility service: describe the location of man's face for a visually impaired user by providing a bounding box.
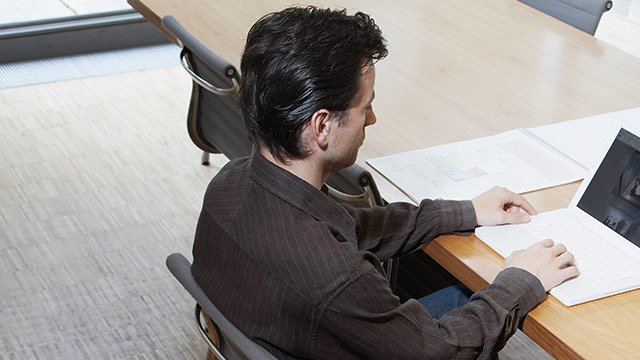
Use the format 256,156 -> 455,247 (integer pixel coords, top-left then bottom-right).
328,65 -> 377,170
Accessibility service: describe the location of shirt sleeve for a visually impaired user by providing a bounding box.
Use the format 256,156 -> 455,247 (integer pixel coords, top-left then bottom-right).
347,199 -> 477,260
314,266 -> 545,360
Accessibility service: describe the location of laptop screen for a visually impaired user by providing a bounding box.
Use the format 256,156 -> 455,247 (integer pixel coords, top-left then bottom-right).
577,128 -> 640,247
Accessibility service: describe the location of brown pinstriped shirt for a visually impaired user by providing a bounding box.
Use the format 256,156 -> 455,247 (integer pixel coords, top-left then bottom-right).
192,150 -> 545,359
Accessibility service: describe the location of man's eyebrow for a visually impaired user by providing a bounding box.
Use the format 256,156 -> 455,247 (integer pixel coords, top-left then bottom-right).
369,91 -> 376,104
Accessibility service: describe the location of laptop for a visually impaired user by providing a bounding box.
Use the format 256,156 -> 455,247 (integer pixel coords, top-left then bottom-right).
476,126 -> 640,306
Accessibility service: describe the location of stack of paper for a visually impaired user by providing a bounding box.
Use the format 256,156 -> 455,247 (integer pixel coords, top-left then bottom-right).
367,108 -> 640,202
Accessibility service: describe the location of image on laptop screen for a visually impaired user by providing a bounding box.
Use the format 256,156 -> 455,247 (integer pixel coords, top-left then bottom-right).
577,128 -> 640,247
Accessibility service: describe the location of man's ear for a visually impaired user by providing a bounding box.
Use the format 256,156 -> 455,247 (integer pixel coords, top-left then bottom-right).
309,109 -> 333,150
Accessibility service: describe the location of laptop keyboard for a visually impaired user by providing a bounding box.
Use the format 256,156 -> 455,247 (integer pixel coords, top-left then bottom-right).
522,213 -> 640,283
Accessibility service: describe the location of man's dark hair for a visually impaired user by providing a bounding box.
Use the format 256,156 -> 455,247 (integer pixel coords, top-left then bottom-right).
239,6 -> 388,162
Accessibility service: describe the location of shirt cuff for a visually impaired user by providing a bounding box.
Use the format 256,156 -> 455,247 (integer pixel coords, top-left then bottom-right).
434,199 -> 477,233
493,267 -> 546,313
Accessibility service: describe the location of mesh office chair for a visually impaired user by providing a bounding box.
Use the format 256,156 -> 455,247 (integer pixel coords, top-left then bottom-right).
161,17 -> 249,166
519,0 -> 613,35
167,253 -> 278,360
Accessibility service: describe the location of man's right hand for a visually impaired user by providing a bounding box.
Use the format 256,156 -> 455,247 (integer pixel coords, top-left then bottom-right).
504,239 -> 579,292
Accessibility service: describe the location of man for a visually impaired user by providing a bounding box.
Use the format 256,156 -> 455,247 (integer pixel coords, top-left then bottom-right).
192,6 -> 578,359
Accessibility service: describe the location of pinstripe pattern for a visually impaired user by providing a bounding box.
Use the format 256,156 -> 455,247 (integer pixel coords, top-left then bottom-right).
191,151 -> 545,359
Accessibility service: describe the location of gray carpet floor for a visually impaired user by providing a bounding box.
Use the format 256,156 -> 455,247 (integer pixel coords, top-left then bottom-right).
0,66 -> 227,359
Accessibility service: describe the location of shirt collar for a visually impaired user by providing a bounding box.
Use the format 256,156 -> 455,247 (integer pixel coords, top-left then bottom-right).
249,149 -> 356,238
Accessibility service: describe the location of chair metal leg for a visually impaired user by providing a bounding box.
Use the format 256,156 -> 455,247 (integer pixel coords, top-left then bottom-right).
201,151 -> 210,166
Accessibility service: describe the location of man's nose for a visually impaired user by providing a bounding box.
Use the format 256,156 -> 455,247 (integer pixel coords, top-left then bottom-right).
366,108 -> 377,126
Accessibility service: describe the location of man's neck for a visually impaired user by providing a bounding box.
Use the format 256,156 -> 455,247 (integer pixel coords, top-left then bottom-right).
259,148 -> 327,189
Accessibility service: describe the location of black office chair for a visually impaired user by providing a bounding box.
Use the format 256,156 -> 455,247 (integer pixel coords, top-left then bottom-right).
166,253 -> 278,360
519,0 -> 613,35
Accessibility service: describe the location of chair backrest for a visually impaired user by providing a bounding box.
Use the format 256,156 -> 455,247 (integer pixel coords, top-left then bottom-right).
166,253 -> 278,360
162,15 -> 253,159
519,0 -> 613,35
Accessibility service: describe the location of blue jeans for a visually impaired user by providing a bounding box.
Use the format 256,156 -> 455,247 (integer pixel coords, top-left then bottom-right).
418,283 -> 472,319
418,284 -> 499,359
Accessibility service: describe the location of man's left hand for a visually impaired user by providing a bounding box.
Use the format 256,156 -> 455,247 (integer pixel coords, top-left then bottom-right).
471,186 -> 538,226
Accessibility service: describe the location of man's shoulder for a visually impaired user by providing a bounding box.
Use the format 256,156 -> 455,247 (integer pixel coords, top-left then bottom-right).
208,156 -> 252,190
195,157 -> 257,235
203,156 -> 252,201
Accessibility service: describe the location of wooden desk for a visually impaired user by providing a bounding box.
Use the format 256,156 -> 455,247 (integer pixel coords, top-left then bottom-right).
129,0 -> 640,358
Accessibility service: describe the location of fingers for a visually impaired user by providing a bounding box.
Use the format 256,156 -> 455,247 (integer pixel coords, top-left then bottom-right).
492,187 -> 538,224
503,190 -> 538,216
501,210 -> 531,224
537,240 -> 577,271
535,238 -> 555,248
553,249 -> 574,267
551,243 -> 567,257
559,264 -> 580,279
551,246 -> 580,286
544,242 -> 580,284
506,206 -> 519,213
533,239 -> 567,256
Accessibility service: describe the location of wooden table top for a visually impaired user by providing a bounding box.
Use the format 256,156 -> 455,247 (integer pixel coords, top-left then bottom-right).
129,0 -> 640,358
